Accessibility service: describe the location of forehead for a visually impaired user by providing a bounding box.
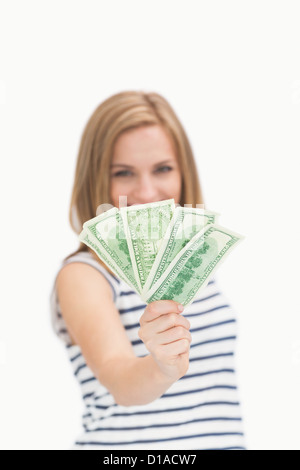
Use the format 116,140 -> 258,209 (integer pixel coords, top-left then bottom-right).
112,125 -> 177,162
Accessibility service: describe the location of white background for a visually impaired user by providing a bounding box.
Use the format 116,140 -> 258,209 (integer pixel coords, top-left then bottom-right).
0,0 -> 299,450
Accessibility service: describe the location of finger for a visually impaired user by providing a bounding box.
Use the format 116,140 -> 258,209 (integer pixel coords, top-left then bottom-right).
139,313 -> 190,344
154,313 -> 191,334
163,313 -> 191,333
156,326 -> 192,346
140,300 -> 183,325
157,338 -> 191,357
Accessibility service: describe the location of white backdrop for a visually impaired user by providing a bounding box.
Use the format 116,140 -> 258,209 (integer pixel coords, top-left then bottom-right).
0,0 -> 299,450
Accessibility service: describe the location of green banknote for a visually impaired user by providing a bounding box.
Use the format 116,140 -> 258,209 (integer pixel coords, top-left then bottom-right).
79,199 -> 244,307
141,206 -> 220,297
143,223 -> 245,307
78,229 -> 131,287
120,199 -> 175,293
79,207 -> 141,294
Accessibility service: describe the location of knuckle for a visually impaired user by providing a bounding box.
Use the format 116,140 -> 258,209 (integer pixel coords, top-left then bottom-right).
145,303 -> 151,314
147,302 -> 157,316
138,328 -> 143,340
177,326 -> 185,336
169,313 -> 178,327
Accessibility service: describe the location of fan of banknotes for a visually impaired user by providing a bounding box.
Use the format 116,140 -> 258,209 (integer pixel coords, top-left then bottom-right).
78,199 -> 244,308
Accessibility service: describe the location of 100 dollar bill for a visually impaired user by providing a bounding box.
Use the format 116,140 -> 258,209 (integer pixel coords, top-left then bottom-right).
143,223 -> 245,307
80,207 -> 141,294
141,206 -> 220,296
120,199 -> 175,293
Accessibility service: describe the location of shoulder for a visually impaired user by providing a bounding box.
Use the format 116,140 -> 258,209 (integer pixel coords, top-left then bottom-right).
56,251 -> 120,303
53,253 -> 135,356
57,263 -> 113,306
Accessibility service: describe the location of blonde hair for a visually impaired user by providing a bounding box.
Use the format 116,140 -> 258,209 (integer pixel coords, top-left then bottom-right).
64,90 -> 205,272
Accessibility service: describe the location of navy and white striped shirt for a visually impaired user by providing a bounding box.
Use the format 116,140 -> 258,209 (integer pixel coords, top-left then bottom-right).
49,250 -> 247,450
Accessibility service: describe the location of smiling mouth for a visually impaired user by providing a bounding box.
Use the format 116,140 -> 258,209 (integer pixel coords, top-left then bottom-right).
127,199 -> 167,206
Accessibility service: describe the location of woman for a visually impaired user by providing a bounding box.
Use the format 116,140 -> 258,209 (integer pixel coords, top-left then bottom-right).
50,90 -> 247,450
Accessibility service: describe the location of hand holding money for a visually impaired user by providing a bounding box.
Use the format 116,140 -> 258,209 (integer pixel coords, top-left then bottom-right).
138,300 -> 192,381
79,198 -> 245,307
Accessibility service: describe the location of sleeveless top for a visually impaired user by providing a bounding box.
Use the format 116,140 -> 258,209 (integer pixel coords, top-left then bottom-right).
49,250 -> 247,450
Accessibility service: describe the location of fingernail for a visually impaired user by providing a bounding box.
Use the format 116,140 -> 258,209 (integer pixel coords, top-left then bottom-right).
178,303 -> 184,312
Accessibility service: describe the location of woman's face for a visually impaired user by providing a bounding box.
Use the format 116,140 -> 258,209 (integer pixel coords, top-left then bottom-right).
110,125 -> 182,207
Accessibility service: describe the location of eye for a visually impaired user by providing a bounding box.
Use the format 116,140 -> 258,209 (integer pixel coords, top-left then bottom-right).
155,166 -> 173,173
112,170 -> 133,177
112,166 -> 173,177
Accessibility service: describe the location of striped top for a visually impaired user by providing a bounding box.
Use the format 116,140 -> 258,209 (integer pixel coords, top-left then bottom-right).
49,250 -> 247,450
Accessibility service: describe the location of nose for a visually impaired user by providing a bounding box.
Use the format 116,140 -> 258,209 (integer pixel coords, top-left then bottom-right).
131,173 -> 159,204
